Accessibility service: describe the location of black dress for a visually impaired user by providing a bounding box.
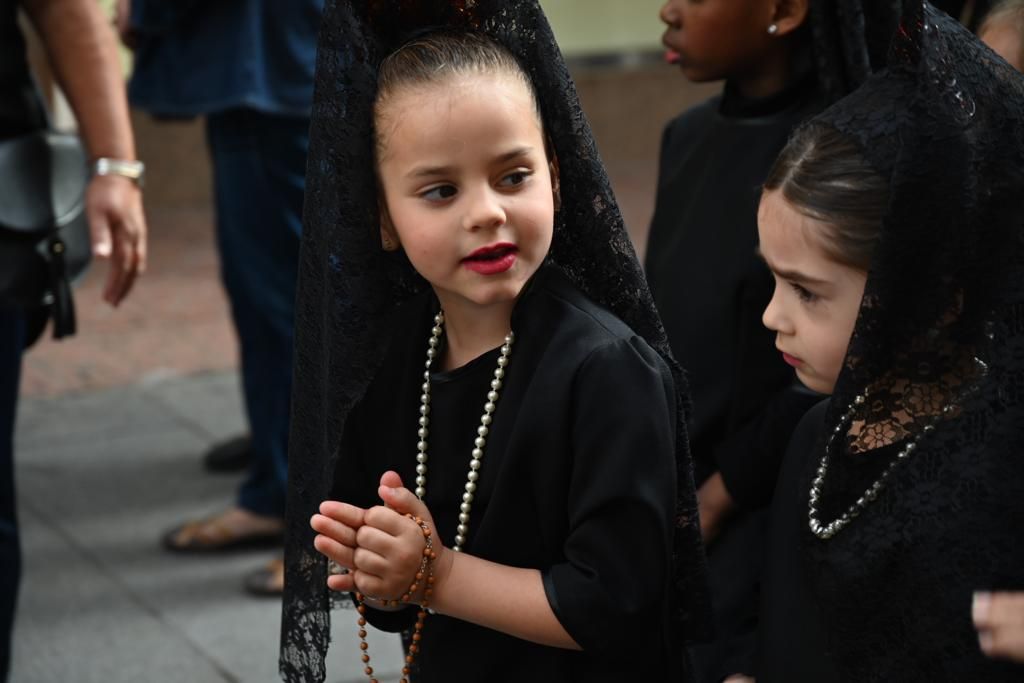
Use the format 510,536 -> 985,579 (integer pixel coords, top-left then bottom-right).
759,398 -> 1024,681
751,7 -> 1024,680
645,74 -> 823,507
757,400 -> 839,682
645,76 -> 824,679
331,264 -> 687,682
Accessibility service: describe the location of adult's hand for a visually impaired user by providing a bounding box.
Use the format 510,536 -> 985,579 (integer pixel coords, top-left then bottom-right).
23,0 -> 147,307
85,174 -> 146,306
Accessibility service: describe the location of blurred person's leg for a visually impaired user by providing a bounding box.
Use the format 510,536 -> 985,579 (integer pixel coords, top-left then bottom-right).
0,309 -> 24,680
202,433 -> 251,473
207,108 -> 306,524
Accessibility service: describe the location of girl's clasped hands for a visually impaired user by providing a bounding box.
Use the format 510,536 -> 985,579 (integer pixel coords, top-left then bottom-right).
311,471 -> 446,604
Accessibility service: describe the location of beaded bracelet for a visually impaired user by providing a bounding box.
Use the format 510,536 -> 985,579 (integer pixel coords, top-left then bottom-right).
355,514 -> 437,683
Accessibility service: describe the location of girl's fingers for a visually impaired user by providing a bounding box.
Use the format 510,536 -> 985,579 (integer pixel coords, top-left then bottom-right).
975,591 -> 1024,663
379,470 -> 404,489
355,522 -> 424,573
327,571 -> 355,593
378,484 -> 431,521
312,533 -> 355,568
310,513 -> 358,547
352,546 -> 391,580
364,504 -> 415,537
974,591 -> 1024,629
353,523 -> 395,556
319,500 -> 367,527
989,592 -> 1024,626
974,591 -> 993,628
979,625 -> 1024,662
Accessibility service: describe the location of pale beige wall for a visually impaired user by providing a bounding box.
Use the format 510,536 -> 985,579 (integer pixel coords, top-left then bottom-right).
539,0 -> 665,56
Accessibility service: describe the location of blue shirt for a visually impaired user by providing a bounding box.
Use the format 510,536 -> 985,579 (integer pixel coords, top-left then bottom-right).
128,0 -> 324,118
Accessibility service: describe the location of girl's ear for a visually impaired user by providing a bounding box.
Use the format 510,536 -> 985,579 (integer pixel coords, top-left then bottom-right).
379,199 -> 401,252
549,154 -> 561,213
771,0 -> 810,37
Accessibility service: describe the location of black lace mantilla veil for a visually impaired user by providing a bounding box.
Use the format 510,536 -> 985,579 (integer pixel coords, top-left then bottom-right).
810,0 -> 902,102
802,1 -> 1024,678
279,1 -> 709,680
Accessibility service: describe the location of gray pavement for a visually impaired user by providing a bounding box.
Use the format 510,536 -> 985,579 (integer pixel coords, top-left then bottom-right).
10,371 -> 403,683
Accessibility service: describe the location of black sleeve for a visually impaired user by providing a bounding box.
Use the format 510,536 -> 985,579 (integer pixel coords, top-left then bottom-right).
330,399 -> 419,633
714,383 -> 822,508
644,118 -> 679,273
541,337 -> 677,652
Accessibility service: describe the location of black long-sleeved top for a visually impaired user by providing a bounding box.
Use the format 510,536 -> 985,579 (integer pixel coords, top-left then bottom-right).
757,400 -> 840,682
645,77 -> 824,681
645,76 -> 822,505
759,397 -> 1024,681
331,264 -> 690,682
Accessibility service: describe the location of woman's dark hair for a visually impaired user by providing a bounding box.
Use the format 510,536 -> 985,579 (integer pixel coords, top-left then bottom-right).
764,123 -> 889,271
374,31 -> 543,153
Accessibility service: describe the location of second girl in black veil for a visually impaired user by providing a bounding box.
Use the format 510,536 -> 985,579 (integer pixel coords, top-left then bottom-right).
756,1 -> 1024,679
280,2 -> 710,682
648,2 -> 899,678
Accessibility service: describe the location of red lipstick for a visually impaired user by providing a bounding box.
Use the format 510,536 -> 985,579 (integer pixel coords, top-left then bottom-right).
462,243 -> 518,275
781,352 -> 803,368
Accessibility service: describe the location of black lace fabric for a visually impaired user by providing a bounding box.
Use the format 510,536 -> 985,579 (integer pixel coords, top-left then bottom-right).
801,2 -> 1024,678
810,0 -> 902,102
279,2 -> 709,680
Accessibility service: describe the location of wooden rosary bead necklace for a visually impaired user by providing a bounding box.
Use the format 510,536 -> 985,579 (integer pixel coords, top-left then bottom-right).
354,311 -> 514,682
356,514 -> 435,683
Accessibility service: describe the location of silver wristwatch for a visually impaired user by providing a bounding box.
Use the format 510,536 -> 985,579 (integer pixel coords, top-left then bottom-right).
92,158 -> 146,188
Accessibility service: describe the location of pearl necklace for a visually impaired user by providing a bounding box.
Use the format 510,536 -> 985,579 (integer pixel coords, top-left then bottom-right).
809,358 -> 987,541
417,311 -> 514,552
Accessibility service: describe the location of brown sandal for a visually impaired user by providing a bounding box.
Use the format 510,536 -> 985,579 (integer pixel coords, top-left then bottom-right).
243,558 -> 285,597
161,513 -> 284,553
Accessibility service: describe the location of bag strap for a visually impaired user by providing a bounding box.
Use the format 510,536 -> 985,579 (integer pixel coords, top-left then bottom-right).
45,236 -> 77,339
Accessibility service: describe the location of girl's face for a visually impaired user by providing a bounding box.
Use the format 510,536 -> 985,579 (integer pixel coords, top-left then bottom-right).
757,190 -> 868,394
659,0 -> 779,82
376,73 -> 556,315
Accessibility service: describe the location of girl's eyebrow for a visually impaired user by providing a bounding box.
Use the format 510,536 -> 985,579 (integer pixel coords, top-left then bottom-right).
772,268 -> 830,286
406,147 -> 536,179
755,247 -> 830,286
492,146 -> 534,163
408,164 -> 455,179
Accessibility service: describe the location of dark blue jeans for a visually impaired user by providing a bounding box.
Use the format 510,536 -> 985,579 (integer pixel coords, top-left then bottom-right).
206,109 -> 308,518
0,309 -> 24,681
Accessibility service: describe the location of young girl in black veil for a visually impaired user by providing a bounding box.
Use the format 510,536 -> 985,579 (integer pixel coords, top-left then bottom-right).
278,2 -> 709,682
648,2 -> 898,679
755,2 -> 1024,679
